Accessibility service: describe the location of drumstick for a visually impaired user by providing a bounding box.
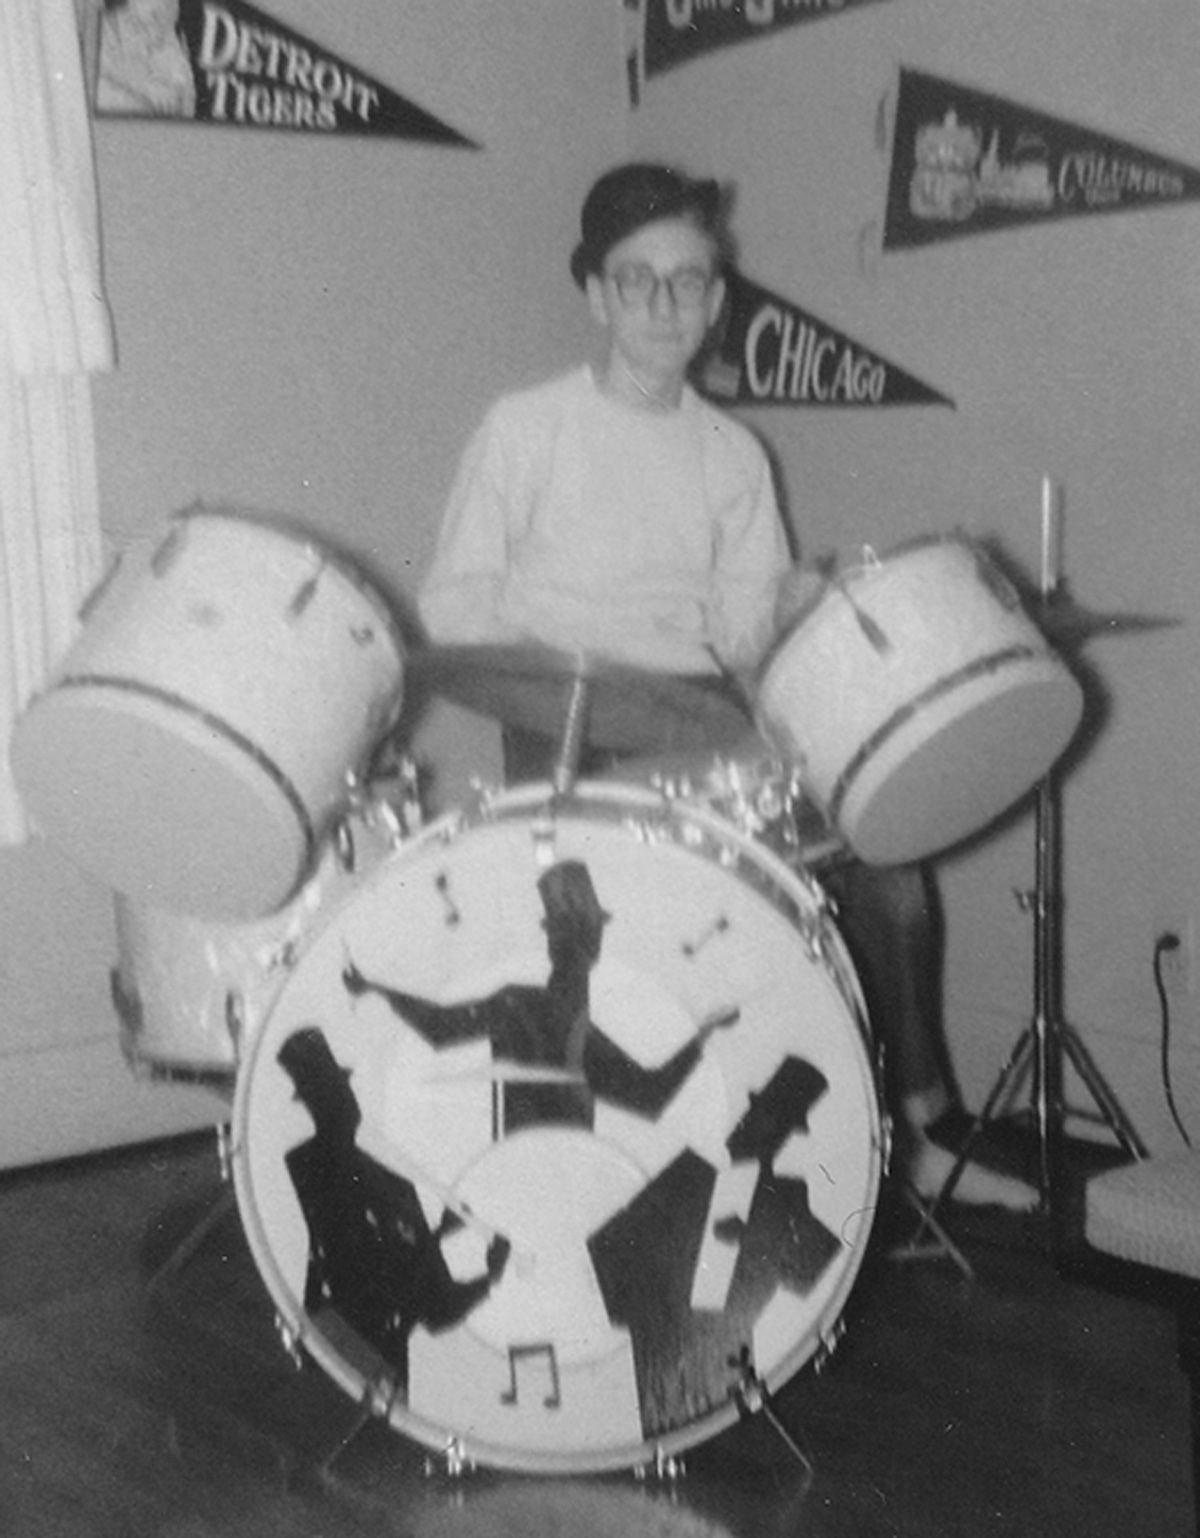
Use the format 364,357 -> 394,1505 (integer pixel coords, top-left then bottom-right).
828,574 -> 891,654
424,1013 -> 737,1081
697,1005 -> 740,1040
424,1062 -> 585,1085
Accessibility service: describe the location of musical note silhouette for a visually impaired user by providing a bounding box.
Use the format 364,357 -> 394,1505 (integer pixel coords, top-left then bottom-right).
501,1341 -> 562,1409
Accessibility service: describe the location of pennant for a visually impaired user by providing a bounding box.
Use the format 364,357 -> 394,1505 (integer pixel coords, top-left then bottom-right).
698,272 -> 952,409
638,0 -> 899,87
884,68 -> 1200,250
96,0 -> 477,146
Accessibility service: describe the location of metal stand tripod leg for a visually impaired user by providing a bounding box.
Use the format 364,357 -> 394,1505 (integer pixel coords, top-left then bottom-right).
909,481 -> 1151,1257
146,1123 -> 236,1295
732,1349 -> 816,1480
893,1183 -> 975,1278
910,747 -> 1146,1260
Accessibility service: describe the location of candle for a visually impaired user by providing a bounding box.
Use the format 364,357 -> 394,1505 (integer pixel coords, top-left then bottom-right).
1040,477 -> 1058,594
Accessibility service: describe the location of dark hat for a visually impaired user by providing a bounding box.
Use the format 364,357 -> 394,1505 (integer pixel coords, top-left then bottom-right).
570,162 -> 723,288
537,860 -> 612,929
277,1026 -> 352,1086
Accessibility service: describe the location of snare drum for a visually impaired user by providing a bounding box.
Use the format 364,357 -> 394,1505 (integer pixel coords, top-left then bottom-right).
233,780 -> 882,1474
757,535 -> 1084,866
12,505 -> 405,918
111,801 -> 401,1091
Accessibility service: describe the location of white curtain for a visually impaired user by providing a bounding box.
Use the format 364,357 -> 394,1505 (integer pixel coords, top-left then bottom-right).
0,0 -> 114,841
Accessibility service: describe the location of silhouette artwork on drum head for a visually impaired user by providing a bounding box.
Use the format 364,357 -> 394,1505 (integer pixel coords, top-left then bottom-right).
276,1026 -> 510,1393
342,858 -> 737,1135
586,1055 -> 841,1439
232,782 -> 884,1472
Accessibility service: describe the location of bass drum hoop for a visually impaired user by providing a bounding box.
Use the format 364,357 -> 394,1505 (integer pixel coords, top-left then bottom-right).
232,779 -> 882,1475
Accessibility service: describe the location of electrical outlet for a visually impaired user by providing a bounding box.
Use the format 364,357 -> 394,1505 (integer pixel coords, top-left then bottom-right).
1156,915 -> 1195,993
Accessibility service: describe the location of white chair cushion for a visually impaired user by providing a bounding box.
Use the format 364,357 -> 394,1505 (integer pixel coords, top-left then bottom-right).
1086,1154 -> 1200,1280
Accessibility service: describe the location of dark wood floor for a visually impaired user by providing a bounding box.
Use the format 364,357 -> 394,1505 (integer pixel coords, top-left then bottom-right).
0,1127 -> 1191,1538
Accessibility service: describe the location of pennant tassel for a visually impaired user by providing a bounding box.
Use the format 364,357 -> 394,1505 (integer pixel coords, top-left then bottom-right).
624,0 -> 644,110
875,82 -> 894,156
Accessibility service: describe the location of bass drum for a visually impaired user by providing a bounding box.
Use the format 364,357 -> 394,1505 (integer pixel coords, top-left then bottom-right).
12,504 -> 405,919
232,780 -> 883,1475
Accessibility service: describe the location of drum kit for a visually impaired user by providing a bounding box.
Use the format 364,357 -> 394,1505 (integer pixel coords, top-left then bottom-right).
8,501 -> 1167,1476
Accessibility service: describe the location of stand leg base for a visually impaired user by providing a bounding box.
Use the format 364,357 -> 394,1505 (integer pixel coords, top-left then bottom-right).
889,1186 -> 975,1280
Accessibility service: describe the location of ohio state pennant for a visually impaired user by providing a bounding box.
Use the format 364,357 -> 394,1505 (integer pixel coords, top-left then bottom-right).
884,69 -> 1200,250
698,272 -> 952,409
634,0 -> 899,91
96,0 -> 477,146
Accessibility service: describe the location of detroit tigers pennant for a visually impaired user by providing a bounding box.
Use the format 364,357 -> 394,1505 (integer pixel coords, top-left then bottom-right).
95,0 -> 477,146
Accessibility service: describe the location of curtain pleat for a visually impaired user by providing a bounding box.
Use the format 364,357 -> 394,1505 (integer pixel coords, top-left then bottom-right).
0,0 -> 113,843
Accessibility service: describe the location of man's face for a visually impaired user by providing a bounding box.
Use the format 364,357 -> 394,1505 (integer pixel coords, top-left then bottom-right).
586,217 -> 725,384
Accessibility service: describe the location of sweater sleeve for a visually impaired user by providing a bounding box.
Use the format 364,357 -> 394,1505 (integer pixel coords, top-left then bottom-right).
705,427 -> 792,671
418,404 -> 526,644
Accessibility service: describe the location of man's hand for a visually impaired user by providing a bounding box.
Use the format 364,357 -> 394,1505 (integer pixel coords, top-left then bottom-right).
697,1006 -> 740,1047
774,563 -> 827,634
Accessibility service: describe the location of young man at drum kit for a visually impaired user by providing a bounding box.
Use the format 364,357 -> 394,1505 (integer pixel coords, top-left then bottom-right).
418,161 -> 1036,1215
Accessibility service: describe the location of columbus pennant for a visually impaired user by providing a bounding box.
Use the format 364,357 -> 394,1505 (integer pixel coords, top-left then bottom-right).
96,0 -> 477,145
884,68 -> 1200,250
698,271 -> 952,409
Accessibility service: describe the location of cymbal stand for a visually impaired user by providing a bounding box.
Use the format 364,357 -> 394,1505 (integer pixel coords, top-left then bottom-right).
909,481 -> 1146,1259
552,670 -> 590,795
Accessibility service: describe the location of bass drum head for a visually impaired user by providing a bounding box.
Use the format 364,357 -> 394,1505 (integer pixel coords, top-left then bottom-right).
233,781 -> 882,1475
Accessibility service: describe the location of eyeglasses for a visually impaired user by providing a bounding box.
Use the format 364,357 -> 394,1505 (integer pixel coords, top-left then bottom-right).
606,262 -> 715,310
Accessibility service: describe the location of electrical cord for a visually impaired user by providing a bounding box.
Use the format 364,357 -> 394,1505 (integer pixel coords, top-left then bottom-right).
1154,932 -> 1193,1149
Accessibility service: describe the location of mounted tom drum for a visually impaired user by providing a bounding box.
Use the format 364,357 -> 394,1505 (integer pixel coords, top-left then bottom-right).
756,534 -> 1084,866
11,505 -> 405,919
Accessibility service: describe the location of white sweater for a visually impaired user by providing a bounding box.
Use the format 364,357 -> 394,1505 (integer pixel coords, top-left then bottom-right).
419,366 -> 790,675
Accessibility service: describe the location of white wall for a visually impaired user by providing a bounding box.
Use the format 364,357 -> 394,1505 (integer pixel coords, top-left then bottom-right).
0,0 -> 625,1167
629,0 -> 1200,1149
5,0 -> 1198,1167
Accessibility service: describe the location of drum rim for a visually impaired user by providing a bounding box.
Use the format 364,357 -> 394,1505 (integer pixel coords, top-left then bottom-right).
818,646 -> 1072,828
112,803 -> 401,1077
757,528 -> 988,682
54,671 -> 318,855
169,501 -> 409,664
230,777 -> 883,1474
236,778 -> 868,1017
14,677 -> 317,919
834,659 -> 1084,864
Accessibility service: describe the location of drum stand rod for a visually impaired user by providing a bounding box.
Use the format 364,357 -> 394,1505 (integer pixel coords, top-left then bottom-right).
731,1349 -> 815,1479
552,671 -> 590,795
911,487 -> 1147,1258
1022,766 -> 1146,1202
912,762 -> 1145,1257
146,1124 -> 237,1295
